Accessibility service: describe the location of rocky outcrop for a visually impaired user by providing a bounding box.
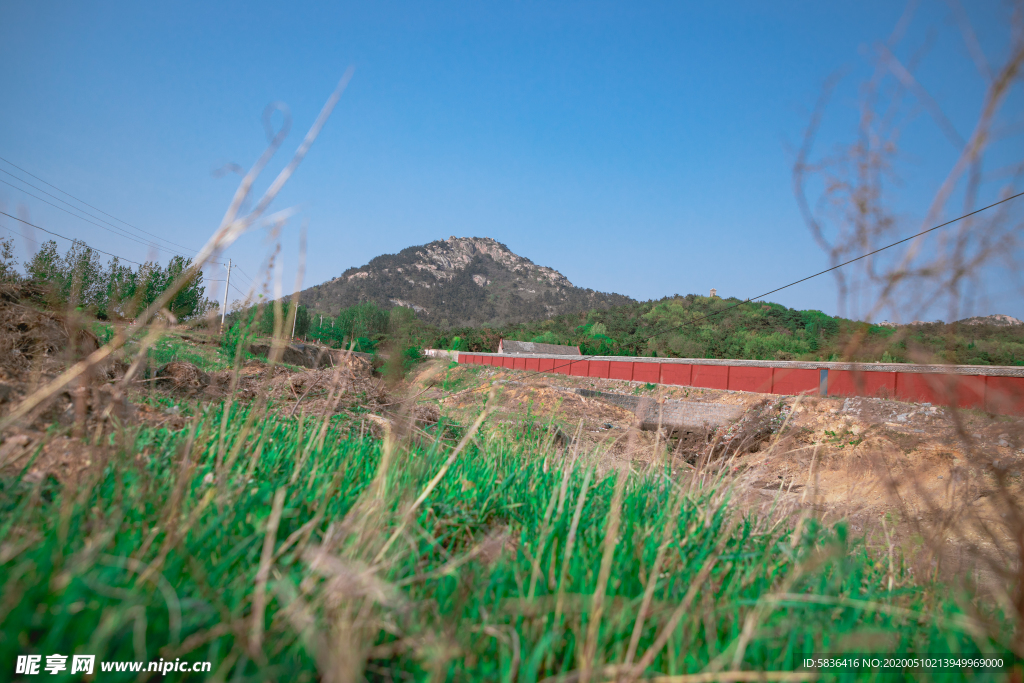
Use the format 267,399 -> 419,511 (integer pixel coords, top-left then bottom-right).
957,314 -> 1023,326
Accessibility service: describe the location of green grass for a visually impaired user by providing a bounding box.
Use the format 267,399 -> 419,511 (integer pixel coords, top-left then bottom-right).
149,339 -> 215,369
0,402 -> 1016,681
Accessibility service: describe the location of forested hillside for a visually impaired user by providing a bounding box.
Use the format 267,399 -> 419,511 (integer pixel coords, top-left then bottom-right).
424,293 -> 1024,366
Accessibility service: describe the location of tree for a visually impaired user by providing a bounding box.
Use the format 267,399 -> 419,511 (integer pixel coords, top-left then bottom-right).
258,300 -> 309,338
165,256 -> 213,320
102,257 -> 139,319
23,241 -> 215,320
294,304 -> 310,337
61,240 -> 104,310
0,236 -> 18,283
26,239 -> 103,311
26,240 -> 62,284
336,301 -> 390,343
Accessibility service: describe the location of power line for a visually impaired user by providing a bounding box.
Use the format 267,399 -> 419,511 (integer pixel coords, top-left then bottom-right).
1,157 -> 301,309
0,210 -> 144,265
0,156 -> 221,261
0,176 -> 200,257
229,269 -> 254,288
0,167 -> 199,258
229,282 -> 249,299
645,189 -> 1024,341
234,264 -> 255,281
230,264 -> 257,288
0,176 -> 248,276
0,212 -> 230,303
442,189 -> 1024,399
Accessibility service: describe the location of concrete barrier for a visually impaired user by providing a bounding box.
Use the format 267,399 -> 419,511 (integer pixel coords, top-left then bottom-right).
573,388 -> 744,428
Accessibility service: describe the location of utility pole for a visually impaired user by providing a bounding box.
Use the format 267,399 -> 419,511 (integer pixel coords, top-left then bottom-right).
220,259 -> 231,333
291,303 -> 298,340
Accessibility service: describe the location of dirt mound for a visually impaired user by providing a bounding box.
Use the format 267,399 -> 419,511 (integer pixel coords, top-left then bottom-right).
0,283 -> 84,379
0,283 -> 108,424
200,354 -> 388,419
709,399 -> 789,460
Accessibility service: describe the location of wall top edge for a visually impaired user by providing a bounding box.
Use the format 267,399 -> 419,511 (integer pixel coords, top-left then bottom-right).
459,353 -> 1024,377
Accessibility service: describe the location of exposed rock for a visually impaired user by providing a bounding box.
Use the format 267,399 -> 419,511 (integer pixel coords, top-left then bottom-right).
957,314 -> 1023,326
413,403 -> 441,426
155,361 -> 210,393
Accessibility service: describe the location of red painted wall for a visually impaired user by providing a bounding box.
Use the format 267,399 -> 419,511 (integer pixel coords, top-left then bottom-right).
661,363 -> 692,387
952,375 -> 987,410
609,361 -> 634,381
589,360 -> 611,379
692,365 -> 729,389
728,366 -> 773,393
455,355 -> 1022,416
633,362 -> 661,383
771,368 -> 819,396
985,376 -> 1024,415
570,360 -> 590,377
895,373 -> 943,404
828,370 -> 897,398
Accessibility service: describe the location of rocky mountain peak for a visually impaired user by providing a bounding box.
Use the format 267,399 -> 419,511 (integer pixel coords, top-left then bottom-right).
374,236 -> 574,288
302,236 -> 630,327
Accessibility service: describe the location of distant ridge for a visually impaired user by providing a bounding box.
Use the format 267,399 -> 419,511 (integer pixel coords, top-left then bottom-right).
298,236 -> 633,327
956,314 -> 1023,326
877,314 -> 1023,327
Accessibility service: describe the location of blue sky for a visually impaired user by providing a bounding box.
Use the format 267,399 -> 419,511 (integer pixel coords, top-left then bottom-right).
1,1 -> 1021,322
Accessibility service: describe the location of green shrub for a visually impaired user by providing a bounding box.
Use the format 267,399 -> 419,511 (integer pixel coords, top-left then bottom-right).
221,306 -> 260,360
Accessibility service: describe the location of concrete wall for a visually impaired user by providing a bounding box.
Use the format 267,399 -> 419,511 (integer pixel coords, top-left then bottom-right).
572,389 -> 744,428
456,352 -> 1024,416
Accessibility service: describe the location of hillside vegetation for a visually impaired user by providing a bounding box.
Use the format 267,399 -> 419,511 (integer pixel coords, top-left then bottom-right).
425,294 -> 1024,366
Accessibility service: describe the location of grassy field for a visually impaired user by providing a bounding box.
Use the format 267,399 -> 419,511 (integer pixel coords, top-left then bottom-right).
1,396 -> 1016,681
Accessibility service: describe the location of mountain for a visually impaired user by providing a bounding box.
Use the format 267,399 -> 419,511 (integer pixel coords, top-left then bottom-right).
298,236 -> 634,327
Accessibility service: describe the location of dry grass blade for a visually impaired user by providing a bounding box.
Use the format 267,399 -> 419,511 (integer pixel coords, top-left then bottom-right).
554,465 -> 594,628
581,469 -> 627,683
624,486 -> 686,667
371,387 -> 495,565
625,517 -> 739,682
